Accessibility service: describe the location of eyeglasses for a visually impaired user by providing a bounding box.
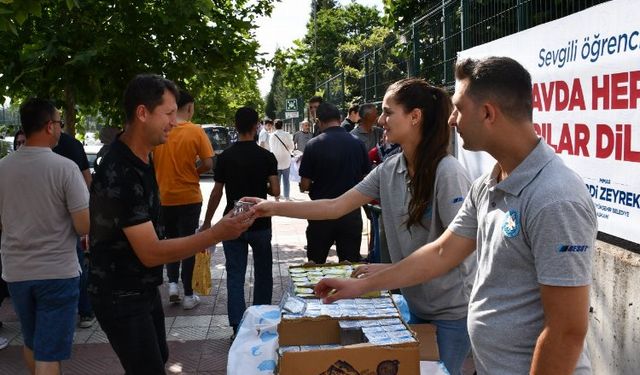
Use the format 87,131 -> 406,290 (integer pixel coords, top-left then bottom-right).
49,119 -> 64,128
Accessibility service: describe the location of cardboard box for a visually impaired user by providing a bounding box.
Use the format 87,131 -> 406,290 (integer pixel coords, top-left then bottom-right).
278,343 -> 420,375
409,324 -> 439,361
278,316 -> 421,375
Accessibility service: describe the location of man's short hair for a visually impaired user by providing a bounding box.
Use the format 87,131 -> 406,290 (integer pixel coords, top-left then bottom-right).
176,89 -> 194,109
19,98 -> 58,137
300,119 -> 310,126
348,104 -> 360,114
263,118 -> 274,125
358,103 -> 376,119
454,56 -> 532,121
123,74 -> 179,123
316,102 -> 341,123
308,96 -> 323,105
235,107 -> 259,134
274,119 -> 284,129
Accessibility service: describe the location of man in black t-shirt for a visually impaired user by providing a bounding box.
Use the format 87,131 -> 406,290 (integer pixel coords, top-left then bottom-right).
299,102 -> 370,264
88,74 -> 254,374
201,107 -> 279,338
53,132 -> 96,329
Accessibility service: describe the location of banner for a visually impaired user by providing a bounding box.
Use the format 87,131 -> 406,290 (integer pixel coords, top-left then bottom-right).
457,0 -> 640,244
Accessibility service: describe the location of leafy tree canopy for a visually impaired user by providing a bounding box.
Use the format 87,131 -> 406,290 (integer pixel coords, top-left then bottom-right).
0,0 -> 274,135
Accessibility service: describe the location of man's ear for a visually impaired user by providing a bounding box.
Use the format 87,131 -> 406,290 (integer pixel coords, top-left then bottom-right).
483,101 -> 498,125
135,104 -> 148,123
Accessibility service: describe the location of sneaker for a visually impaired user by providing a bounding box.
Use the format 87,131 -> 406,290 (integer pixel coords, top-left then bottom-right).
182,294 -> 200,310
168,282 -> 181,304
78,315 -> 96,329
0,336 -> 8,350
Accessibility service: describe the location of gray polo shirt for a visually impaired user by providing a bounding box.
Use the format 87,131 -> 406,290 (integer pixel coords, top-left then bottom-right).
449,140 -> 595,375
0,147 -> 89,282
356,153 -> 476,320
350,125 -> 384,152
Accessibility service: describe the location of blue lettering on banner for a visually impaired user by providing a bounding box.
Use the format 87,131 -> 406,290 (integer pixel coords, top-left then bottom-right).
598,186 -> 640,208
537,29 -> 640,69
557,245 -> 590,253
251,345 -> 262,356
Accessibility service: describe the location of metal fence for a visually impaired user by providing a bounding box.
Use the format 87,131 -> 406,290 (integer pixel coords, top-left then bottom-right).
319,0 -> 608,107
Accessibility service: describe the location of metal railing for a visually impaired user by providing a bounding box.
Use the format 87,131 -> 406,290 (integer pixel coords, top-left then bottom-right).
318,0 -> 608,107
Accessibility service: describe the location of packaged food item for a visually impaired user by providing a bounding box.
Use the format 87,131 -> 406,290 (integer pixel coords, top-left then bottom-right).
232,200 -> 254,216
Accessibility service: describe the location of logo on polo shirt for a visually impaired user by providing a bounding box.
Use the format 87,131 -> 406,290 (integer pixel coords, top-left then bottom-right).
557,245 -> 589,253
502,209 -> 520,238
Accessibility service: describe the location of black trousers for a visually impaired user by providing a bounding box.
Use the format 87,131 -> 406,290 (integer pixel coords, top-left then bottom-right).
161,203 -> 202,295
91,287 -> 168,375
306,209 -> 362,264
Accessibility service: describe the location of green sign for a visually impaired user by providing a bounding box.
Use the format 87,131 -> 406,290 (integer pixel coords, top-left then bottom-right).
285,98 -> 298,112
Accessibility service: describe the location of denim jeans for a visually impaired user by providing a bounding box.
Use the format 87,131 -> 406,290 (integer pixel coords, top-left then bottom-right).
277,168 -> 290,199
91,288 -> 168,374
409,312 -> 471,375
222,229 -> 273,327
8,277 -> 79,361
77,238 -> 93,317
161,203 -> 202,296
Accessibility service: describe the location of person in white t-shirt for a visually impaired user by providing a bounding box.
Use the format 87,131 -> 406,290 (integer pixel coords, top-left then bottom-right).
269,119 -> 294,201
258,118 -> 273,150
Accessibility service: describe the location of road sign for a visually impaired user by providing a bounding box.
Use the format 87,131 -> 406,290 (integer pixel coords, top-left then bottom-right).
285,98 -> 298,112
285,111 -> 298,120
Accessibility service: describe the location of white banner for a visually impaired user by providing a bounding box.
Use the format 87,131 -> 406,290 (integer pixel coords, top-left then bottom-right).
457,0 -> 640,244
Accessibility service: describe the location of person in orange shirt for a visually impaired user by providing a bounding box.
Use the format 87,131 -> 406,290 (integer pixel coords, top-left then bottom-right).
153,89 -> 214,309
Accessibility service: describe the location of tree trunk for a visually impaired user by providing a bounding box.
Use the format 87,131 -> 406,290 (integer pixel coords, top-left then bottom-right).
64,85 -> 76,137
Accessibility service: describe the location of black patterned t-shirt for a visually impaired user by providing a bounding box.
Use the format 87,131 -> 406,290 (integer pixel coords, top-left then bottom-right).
88,138 -> 164,295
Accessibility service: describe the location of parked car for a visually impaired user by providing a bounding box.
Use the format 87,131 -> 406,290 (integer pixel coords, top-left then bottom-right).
201,125 -> 232,176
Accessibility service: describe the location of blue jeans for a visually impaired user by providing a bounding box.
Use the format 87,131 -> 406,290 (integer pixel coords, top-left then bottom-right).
222,229 -> 273,327
8,277 -> 79,361
77,239 -> 93,317
409,312 -> 471,375
277,168 -> 290,199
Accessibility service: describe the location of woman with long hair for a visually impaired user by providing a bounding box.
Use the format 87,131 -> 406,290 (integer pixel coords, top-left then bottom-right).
247,78 -> 476,375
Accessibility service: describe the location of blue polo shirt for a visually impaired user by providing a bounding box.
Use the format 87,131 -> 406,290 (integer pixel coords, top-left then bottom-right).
299,126 -> 370,200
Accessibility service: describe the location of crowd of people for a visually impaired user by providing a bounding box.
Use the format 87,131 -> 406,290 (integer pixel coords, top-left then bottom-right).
0,56 -> 596,375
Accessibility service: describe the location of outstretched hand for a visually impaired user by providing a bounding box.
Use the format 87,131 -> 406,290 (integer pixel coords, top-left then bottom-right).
351,263 -> 390,278
314,277 -> 366,304
241,197 -> 276,218
209,210 -> 254,242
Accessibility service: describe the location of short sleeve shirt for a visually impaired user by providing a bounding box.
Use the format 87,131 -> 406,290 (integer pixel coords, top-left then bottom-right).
214,141 -> 277,231
153,121 -> 214,206
350,125 -> 384,152
53,132 -> 90,172
299,126 -> 370,200
355,154 -> 476,320
449,140 -> 596,374
88,138 -> 164,295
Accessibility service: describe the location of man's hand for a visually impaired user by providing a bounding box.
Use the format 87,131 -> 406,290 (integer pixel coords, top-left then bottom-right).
208,210 -> 254,242
351,263 -> 391,278
314,277 -> 367,304
241,197 -> 276,218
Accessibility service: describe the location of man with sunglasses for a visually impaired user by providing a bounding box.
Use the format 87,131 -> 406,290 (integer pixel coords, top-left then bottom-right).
0,98 -> 90,374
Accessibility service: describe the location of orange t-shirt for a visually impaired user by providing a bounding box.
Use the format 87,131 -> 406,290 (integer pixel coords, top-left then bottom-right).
154,122 -> 214,206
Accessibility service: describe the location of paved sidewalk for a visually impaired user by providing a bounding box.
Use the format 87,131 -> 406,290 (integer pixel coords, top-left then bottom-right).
0,181 -> 370,374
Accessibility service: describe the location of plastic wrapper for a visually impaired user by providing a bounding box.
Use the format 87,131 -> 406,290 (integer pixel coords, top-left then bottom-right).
191,250 -> 211,295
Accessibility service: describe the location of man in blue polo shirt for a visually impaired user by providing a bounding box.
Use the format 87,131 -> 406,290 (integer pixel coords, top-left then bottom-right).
299,102 -> 370,264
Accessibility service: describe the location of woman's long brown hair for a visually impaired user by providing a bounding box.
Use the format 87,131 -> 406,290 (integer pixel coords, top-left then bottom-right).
385,78 -> 453,229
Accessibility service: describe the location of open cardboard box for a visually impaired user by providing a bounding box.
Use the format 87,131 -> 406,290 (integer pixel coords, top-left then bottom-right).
278,316 -> 422,375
